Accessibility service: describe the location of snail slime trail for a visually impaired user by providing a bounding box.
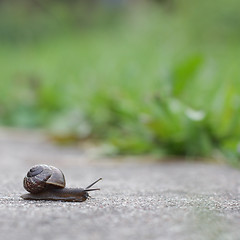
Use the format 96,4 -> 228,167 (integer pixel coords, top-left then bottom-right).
21,165 -> 102,202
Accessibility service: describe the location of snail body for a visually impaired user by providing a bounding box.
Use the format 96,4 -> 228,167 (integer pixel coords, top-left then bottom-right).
21,165 -> 101,202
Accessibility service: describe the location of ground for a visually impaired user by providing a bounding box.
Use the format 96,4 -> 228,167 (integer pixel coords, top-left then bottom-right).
0,128 -> 239,240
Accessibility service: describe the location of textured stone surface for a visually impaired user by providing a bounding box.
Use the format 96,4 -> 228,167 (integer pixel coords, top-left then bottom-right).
0,128 -> 240,240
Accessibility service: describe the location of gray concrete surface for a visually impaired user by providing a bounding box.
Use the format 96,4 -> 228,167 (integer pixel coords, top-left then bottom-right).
0,128 -> 240,240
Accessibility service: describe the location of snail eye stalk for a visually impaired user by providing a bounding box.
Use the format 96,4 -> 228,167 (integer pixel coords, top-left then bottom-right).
84,188 -> 100,192
85,178 -> 102,189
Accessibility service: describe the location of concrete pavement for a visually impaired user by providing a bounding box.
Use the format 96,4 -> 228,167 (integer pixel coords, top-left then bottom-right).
0,128 -> 239,240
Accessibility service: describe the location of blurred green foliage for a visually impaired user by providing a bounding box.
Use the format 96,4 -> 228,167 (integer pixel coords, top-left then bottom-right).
0,0 -> 240,163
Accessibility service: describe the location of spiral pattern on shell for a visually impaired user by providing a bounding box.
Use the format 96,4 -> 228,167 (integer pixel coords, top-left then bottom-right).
23,165 -> 66,193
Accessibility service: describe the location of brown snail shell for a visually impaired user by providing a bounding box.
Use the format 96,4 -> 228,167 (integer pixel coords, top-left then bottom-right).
23,165 -> 65,193
21,164 -> 102,202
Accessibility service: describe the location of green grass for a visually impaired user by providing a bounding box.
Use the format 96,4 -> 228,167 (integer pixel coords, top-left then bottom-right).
0,0 -> 240,164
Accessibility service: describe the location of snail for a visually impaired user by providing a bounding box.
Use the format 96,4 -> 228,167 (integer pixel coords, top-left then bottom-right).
21,164 -> 102,202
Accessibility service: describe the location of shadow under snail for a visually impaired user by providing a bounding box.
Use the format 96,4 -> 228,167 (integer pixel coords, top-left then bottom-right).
21,164 -> 102,202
